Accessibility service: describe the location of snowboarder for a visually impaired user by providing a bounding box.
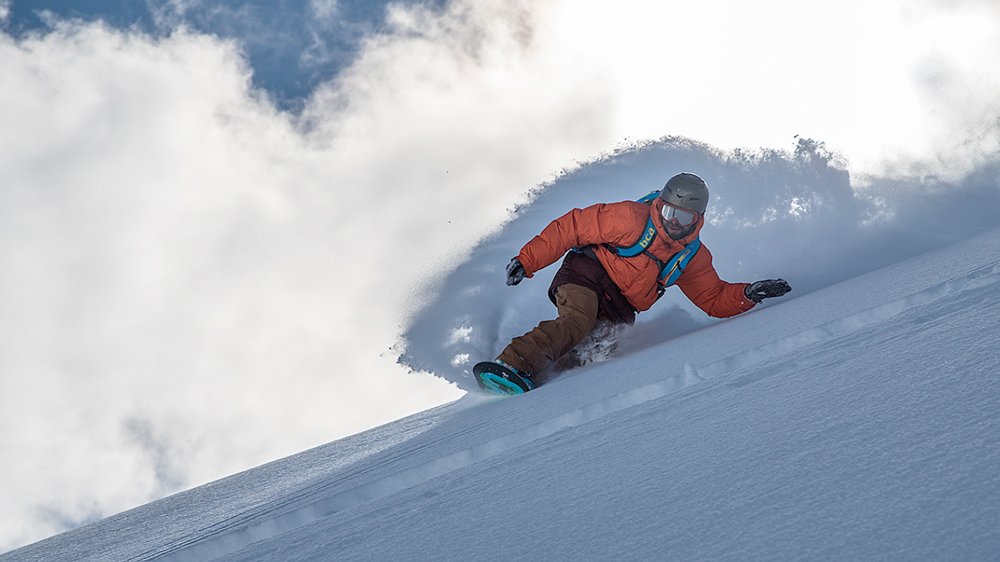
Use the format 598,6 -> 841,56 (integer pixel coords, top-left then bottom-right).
474,172 -> 791,394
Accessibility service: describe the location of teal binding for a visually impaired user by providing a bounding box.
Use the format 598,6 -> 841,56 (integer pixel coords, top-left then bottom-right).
480,372 -> 527,395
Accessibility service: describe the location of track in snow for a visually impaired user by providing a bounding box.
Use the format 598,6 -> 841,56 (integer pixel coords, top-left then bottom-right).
138,250 -> 1000,561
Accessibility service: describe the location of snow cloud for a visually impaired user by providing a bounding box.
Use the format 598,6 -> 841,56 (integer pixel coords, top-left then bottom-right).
3,0 -> 1000,551
0,3 -> 612,550
534,0 -> 1000,180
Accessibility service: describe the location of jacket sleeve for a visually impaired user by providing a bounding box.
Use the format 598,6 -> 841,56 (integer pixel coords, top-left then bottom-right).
516,203 -> 639,277
676,245 -> 756,318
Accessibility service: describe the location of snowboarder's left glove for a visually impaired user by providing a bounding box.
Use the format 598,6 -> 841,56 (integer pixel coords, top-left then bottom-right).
745,279 -> 791,303
506,258 -> 526,286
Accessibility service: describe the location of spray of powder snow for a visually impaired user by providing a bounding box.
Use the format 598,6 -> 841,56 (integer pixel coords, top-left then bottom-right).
400,137 -> 1000,391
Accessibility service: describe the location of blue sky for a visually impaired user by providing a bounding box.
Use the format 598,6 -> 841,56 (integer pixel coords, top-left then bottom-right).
5,0 -> 444,108
2,0 -> 1000,551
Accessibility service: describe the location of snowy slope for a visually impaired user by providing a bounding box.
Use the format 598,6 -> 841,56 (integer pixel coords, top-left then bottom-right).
7,227 -> 1000,561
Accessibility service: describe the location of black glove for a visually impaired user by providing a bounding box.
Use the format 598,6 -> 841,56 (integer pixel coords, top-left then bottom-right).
745,279 -> 791,303
506,258 -> 526,286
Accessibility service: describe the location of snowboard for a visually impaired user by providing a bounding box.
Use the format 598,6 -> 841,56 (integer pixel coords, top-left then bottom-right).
473,361 -> 536,395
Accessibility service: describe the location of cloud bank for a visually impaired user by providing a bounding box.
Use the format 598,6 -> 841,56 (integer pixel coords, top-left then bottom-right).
0,3 -> 616,549
3,0 -> 999,551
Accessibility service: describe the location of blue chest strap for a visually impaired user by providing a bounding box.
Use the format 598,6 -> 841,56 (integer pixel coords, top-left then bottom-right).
613,216 -> 659,257
605,216 -> 701,289
659,237 -> 701,287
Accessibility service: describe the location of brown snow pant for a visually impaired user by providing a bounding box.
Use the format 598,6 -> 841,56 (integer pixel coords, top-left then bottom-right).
498,283 -> 599,376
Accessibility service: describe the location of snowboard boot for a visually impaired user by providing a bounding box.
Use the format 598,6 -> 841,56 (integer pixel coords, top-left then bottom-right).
497,359 -> 535,386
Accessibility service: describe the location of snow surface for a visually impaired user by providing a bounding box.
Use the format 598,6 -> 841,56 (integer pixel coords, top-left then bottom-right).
6,216 -> 1000,558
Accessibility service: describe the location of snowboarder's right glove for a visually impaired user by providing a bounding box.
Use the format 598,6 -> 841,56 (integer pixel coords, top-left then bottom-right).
506,258 -> 526,286
745,279 -> 791,303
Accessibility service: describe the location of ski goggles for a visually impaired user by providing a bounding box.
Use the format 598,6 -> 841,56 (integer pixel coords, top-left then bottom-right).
661,203 -> 698,227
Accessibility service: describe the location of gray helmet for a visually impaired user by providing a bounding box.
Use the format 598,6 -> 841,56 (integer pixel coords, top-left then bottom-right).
660,172 -> 709,214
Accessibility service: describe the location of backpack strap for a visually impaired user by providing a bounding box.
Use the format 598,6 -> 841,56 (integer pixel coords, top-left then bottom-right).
659,237 -> 701,287
636,190 -> 661,204
607,191 -> 663,257
608,216 -> 658,258
582,191 -> 701,297
604,217 -> 701,290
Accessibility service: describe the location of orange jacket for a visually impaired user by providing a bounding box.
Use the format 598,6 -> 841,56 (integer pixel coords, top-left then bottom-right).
517,200 -> 755,317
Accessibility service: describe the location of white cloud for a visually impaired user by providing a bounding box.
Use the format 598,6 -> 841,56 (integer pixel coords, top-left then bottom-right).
310,0 -> 339,22
0,3 -> 614,549
524,1 -> 1000,180
0,23 -> 460,549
